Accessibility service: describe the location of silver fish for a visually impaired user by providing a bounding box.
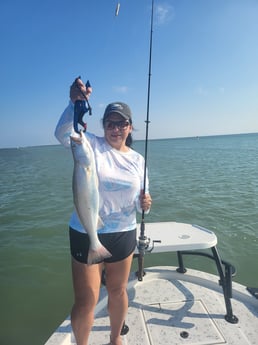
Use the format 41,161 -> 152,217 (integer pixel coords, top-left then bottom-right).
70,131 -> 111,264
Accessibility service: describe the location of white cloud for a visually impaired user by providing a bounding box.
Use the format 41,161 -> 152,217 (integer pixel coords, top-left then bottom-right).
195,86 -> 208,96
98,103 -> 106,109
194,86 -> 225,96
155,3 -> 175,25
112,85 -> 129,94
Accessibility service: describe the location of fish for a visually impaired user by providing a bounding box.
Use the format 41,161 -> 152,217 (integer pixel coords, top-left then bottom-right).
70,131 -> 112,264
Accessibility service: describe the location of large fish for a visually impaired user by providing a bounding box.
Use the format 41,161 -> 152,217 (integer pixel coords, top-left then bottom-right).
70,131 -> 112,264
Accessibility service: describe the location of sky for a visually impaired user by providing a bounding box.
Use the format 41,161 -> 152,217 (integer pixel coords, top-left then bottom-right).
0,0 -> 258,148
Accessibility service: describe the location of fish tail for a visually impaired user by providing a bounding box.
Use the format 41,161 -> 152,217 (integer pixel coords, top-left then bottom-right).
87,245 -> 112,265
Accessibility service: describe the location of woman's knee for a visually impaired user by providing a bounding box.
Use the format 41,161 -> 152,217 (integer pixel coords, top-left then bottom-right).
74,286 -> 99,310
106,284 -> 128,301
71,258 -> 102,307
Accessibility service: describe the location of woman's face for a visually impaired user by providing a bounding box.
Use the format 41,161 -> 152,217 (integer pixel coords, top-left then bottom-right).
104,113 -> 132,151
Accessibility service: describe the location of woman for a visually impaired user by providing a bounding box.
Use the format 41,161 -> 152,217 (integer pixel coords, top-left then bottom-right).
55,78 -> 152,345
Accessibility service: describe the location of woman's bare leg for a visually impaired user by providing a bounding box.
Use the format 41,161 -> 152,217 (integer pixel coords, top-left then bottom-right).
105,253 -> 134,345
70,258 -> 103,345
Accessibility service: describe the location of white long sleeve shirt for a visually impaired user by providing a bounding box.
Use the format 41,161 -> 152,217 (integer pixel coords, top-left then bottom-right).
55,102 -> 149,234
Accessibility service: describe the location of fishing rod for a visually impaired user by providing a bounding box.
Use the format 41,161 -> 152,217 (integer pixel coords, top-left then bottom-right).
137,0 -> 155,281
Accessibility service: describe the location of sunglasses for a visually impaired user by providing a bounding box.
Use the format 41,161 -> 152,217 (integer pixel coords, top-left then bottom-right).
104,120 -> 130,130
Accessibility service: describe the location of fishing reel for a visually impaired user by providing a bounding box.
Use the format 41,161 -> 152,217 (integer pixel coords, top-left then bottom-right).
136,233 -> 161,281
137,235 -> 151,255
137,236 -> 161,254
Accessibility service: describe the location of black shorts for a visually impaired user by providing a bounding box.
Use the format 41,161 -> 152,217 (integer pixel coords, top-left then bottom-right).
69,227 -> 137,264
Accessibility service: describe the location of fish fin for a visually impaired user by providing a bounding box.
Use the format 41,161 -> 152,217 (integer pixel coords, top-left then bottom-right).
87,245 -> 112,265
97,216 -> 104,230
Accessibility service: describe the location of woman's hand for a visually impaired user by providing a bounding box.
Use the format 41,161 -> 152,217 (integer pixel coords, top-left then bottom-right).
140,190 -> 152,211
70,77 -> 92,103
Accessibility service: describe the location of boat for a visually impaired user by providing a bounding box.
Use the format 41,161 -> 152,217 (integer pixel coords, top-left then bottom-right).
46,0 -> 258,342
45,221 -> 258,345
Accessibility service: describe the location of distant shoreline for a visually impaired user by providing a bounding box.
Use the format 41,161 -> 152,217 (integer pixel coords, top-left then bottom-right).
0,132 -> 257,150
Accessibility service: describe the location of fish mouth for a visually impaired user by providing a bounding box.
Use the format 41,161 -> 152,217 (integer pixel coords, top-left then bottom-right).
70,132 -> 83,144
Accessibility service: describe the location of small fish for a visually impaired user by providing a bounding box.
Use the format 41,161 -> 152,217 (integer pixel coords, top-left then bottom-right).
70,131 -> 112,264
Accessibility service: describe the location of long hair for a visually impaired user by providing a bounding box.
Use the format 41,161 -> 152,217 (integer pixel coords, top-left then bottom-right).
125,132 -> 133,148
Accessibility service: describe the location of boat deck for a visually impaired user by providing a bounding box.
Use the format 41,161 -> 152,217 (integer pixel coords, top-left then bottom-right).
93,267 -> 258,345
46,267 -> 258,345
45,222 -> 258,345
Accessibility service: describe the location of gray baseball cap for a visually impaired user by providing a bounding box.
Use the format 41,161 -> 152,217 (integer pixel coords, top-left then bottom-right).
103,102 -> 132,122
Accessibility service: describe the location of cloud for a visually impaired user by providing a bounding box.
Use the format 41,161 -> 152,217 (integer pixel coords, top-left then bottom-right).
112,85 -> 129,94
155,3 -> 175,25
98,103 -> 106,109
195,86 -> 208,96
194,86 -> 225,96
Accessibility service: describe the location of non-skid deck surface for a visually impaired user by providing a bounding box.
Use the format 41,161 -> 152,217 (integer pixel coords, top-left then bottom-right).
45,222 -> 258,345
45,267 -> 258,345
82,267 -> 258,345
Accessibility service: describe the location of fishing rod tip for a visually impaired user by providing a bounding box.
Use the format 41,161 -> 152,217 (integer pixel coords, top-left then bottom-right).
115,2 -> 120,16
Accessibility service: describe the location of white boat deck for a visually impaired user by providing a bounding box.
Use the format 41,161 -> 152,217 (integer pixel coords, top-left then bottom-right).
45,222 -> 258,345
46,267 -> 258,345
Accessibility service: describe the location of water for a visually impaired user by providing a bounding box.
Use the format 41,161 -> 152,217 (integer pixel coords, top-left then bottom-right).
1,133 -> 258,345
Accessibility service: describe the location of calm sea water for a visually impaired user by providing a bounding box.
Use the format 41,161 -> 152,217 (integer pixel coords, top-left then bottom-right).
1,133 -> 258,345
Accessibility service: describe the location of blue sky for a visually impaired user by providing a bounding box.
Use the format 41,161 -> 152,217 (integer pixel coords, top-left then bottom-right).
1,0 -> 258,148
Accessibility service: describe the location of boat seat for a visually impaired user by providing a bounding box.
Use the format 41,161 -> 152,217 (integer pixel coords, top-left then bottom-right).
134,221 -> 238,324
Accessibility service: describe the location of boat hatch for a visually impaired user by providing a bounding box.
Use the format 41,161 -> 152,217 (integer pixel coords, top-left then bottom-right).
138,300 -> 226,345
